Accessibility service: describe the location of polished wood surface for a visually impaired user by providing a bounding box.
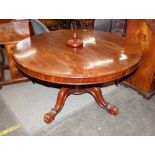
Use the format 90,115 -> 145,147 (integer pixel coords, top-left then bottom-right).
13,30 -> 142,85
0,19 -> 30,88
0,20 -> 30,44
12,30 -> 142,124
124,19 -> 155,99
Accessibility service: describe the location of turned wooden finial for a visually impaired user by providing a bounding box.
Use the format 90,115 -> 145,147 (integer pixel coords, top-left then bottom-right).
67,32 -> 83,48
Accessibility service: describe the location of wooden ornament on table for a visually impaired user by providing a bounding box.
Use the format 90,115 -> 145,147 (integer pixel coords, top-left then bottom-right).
67,33 -> 83,48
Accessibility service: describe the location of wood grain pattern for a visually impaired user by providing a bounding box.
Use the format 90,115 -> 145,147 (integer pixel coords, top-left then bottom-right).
0,20 -> 30,44
13,30 -> 142,85
125,19 -> 155,98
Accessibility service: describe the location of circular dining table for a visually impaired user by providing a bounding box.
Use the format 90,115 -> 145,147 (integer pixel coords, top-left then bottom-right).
13,30 -> 142,124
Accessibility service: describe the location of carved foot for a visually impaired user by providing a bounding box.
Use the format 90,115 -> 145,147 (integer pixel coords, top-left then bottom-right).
107,104 -> 119,116
44,88 -> 72,124
43,87 -> 119,124
44,109 -> 57,124
85,87 -> 119,116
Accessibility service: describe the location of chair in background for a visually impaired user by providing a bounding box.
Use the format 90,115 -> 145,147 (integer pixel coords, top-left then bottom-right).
0,19 -> 49,88
0,20 -> 31,88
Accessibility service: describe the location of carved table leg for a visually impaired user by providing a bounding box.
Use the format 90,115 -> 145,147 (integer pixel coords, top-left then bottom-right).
44,87 -> 72,124
85,87 -> 119,116
44,86 -> 119,124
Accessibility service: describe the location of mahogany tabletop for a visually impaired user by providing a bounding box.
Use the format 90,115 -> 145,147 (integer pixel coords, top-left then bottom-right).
13,30 -> 142,85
